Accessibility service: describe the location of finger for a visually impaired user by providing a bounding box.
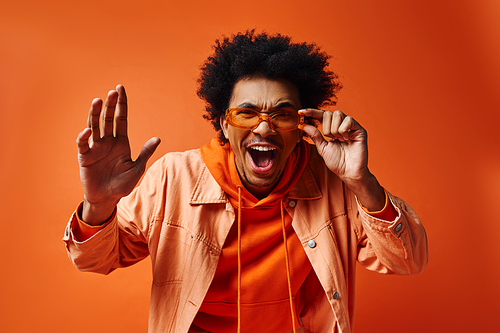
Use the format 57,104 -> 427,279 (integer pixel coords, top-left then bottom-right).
88,98 -> 103,142
338,116 -> 361,140
135,137 -> 161,172
298,108 -> 325,121
330,110 -> 346,141
102,90 -> 118,137
322,111 -> 333,137
76,128 -> 92,154
115,84 -> 128,137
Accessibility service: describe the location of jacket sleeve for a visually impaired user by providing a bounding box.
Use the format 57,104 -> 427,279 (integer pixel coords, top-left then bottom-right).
354,191 -> 428,275
63,158 -> 164,275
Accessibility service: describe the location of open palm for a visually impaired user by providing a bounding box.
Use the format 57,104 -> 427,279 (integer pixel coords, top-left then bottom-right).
76,85 -> 160,223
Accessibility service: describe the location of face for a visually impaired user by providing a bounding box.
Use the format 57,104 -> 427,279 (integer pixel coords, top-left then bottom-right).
221,76 -> 302,199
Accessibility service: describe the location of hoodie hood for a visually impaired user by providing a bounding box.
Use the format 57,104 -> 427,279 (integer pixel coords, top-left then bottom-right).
200,137 -> 311,208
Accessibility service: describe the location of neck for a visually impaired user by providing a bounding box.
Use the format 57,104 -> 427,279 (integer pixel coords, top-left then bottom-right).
239,172 -> 281,201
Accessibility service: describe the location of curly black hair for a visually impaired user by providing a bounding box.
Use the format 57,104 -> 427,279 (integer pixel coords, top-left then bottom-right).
197,30 -> 342,143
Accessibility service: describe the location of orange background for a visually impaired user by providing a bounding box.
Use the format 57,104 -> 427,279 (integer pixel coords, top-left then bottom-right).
1,0 -> 499,332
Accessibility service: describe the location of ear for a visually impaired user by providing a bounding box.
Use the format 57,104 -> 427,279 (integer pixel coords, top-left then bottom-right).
220,116 -> 228,139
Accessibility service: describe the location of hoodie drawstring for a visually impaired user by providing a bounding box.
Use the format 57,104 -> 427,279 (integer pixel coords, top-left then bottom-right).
237,186 -> 242,333
281,199 -> 297,333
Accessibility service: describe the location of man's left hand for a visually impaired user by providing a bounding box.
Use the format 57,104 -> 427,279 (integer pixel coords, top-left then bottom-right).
298,109 -> 385,211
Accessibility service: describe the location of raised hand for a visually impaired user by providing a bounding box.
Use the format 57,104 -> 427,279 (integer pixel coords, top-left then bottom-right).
298,109 -> 385,211
76,85 -> 160,224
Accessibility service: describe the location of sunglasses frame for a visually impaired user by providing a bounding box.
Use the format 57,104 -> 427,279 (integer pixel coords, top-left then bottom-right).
225,108 -> 304,131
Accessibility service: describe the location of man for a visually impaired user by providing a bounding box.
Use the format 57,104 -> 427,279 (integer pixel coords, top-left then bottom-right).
64,31 -> 428,333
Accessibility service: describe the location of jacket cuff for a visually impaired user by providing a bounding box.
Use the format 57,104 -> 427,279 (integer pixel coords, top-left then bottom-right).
357,190 -> 398,222
72,201 -> 116,242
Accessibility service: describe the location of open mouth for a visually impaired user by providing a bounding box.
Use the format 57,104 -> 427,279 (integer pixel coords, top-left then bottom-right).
248,146 -> 277,172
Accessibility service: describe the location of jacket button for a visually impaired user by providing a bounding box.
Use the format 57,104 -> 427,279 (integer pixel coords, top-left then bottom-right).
308,240 -> 316,248
333,292 -> 340,299
288,200 -> 296,208
395,223 -> 402,232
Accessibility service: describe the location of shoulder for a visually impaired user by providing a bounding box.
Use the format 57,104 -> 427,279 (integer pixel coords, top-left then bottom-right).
149,148 -> 205,176
136,148 -> 208,196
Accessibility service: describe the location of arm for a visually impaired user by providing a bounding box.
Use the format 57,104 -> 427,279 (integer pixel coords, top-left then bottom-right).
64,85 -> 161,273
64,161 -> 162,274
353,190 -> 428,275
299,109 -> 428,274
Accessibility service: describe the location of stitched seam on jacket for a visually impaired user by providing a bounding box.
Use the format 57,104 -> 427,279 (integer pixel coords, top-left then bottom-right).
147,158 -> 165,243
163,219 -> 221,255
153,279 -> 183,287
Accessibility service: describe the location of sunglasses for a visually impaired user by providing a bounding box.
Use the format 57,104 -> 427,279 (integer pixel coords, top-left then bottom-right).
225,107 -> 304,131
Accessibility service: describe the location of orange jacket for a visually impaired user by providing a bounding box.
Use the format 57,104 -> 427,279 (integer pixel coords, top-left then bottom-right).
63,144 -> 428,333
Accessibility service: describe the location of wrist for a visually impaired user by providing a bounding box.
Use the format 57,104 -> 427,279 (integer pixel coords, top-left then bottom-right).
82,196 -> 118,226
344,173 -> 385,211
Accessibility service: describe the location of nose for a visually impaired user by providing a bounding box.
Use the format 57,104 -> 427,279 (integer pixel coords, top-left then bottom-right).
252,119 -> 276,137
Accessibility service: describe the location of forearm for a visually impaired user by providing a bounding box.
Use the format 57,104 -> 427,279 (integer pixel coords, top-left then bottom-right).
357,192 -> 428,275
64,199 -> 149,274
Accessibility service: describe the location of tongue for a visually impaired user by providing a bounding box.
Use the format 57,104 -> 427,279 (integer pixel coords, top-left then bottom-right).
251,150 -> 273,168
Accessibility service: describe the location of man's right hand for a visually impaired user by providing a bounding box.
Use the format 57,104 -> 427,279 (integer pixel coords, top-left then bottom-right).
76,85 -> 160,225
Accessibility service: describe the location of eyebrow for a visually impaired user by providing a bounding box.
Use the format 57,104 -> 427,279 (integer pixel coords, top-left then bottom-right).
235,101 -> 297,110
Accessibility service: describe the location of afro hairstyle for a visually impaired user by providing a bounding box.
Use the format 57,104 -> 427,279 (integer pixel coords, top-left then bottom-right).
197,30 -> 342,143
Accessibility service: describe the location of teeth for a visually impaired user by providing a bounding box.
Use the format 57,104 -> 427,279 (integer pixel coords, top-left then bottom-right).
250,146 -> 276,152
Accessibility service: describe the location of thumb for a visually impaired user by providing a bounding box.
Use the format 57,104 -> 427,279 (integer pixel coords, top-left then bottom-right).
300,124 -> 327,150
135,137 -> 161,170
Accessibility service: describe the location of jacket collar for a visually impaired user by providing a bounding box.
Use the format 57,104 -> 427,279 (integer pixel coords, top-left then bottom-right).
288,164 -> 322,200
189,166 -> 228,205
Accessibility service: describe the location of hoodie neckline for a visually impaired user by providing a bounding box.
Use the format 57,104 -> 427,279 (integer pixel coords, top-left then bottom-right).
200,137 -> 311,209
